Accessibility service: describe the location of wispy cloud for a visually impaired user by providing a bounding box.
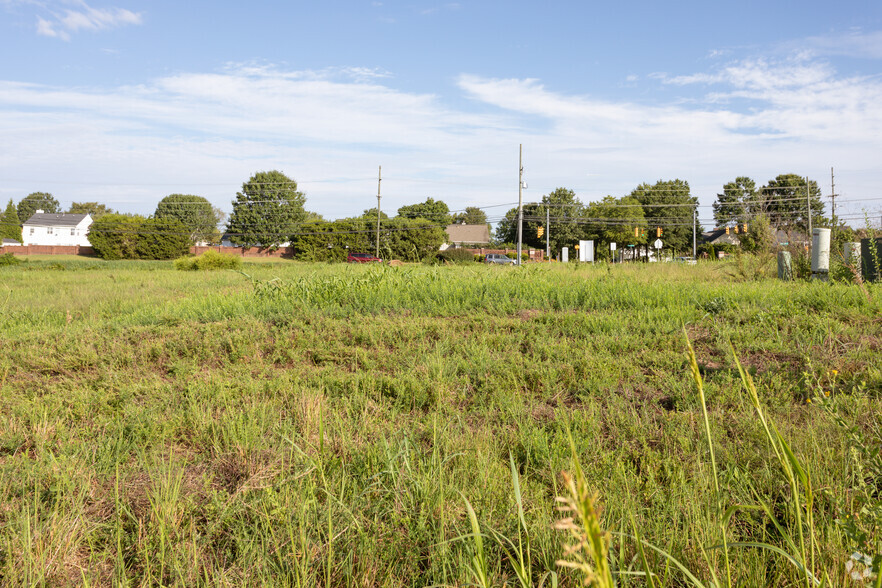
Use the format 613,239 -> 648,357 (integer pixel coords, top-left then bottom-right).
33,0 -> 142,41
803,29 -> 882,60
0,50 -> 879,219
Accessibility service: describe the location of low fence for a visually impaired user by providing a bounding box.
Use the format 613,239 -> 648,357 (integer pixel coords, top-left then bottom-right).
0,245 -> 94,256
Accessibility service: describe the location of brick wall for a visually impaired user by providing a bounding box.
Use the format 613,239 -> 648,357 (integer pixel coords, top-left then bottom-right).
0,245 -> 95,256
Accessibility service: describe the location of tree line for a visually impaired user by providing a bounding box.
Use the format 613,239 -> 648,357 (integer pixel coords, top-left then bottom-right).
494,174 -> 828,259
1,171 -> 829,261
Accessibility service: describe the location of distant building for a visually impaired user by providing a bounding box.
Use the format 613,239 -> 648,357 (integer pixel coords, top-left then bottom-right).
442,223 -> 491,250
2,238 -> 22,247
22,211 -> 92,247
701,228 -> 741,247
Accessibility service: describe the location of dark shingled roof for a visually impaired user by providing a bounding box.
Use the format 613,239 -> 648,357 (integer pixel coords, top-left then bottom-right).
23,213 -> 90,227
445,224 -> 490,244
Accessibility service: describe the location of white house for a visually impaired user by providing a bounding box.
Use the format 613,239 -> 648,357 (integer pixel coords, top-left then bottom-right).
22,211 -> 92,247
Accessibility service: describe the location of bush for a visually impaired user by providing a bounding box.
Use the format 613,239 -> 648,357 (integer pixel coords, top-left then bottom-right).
175,250 -> 242,271
90,214 -> 191,260
436,248 -> 477,264
88,213 -> 143,260
135,217 -> 191,260
0,253 -> 21,266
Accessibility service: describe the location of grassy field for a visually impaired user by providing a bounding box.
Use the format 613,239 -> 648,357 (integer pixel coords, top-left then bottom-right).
0,256 -> 880,586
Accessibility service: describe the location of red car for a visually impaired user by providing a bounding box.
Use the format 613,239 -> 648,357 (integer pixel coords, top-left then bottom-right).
347,252 -> 383,263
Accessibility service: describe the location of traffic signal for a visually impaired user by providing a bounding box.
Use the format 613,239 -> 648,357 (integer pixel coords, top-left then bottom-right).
634,227 -> 639,237
537,226 -> 544,238
656,227 -> 662,238
742,223 -> 748,233
734,225 -> 739,234
725,226 -> 730,235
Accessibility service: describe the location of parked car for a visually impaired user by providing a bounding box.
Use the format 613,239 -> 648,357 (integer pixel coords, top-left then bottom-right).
673,256 -> 697,265
484,253 -> 516,265
348,252 -> 382,263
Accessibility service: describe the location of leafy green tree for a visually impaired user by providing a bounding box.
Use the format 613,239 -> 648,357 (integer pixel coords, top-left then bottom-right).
17,192 -> 60,221
291,219 -> 372,262
494,203 -> 541,249
757,174 -> 824,233
154,194 -> 222,244
713,177 -> 757,226
361,208 -> 389,220
397,198 -> 451,225
539,188 -> 588,253
88,214 -> 145,260
737,213 -> 775,254
68,202 -> 114,220
584,195 -> 647,257
495,188 -> 587,254
451,206 -> 488,225
382,218 -> 447,261
135,217 -> 191,259
1,199 -> 22,242
630,179 -> 698,253
227,171 -> 307,249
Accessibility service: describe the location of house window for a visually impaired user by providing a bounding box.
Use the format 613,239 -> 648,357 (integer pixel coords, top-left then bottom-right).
47,227 -> 53,235
29,228 -> 34,235
71,228 -> 76,236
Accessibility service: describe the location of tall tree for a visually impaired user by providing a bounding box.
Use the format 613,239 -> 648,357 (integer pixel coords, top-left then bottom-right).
451,206 -> 488,225
713,177 -> 756,226
226,170 -> 307,249
1,199 -> 22,242
361,208 -> 389,220
154,194 -> 222,244
68,202 -> 114,220
630,179 -> 698,253
495,188 -> 586,253
584,195 -> 647,255
397,198 -> 451,225
758,174 -> 824,232
17,192 -> 60,221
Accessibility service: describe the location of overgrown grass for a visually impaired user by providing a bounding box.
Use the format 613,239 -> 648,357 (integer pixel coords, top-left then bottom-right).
0,259 -> 879,585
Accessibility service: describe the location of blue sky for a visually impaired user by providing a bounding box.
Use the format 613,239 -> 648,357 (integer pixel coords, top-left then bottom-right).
2,0 -> 881,227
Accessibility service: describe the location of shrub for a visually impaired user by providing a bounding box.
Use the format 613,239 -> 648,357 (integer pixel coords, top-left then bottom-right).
0,253 -> 21,266
88,213 -> 143,260
135,217 -> 191,260
437,248 -> 477,264
175,250 -> 242,271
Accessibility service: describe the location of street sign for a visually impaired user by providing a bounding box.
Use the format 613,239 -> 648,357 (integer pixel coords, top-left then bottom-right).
610,242 -> 617,251
654,239 -> 663,249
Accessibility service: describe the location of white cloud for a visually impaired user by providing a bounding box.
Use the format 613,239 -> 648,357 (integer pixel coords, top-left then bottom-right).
0,55 -> 880,221
34,0 -> 142,40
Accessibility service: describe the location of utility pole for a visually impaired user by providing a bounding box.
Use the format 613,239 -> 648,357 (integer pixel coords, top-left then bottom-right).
806,176 -> 813,256
376,166 -> 382,258
830,167 -> 836,242
692,205 -> 697,259
517,144 -> 523,266
546,207 -> 550,260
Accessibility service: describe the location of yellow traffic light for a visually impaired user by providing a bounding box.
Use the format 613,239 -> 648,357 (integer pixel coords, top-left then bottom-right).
634,227 -> 639,237
734,225 -> 739,234
656,227 -> 662,238
537,226 -> 544,238
742,223 -> 748,233
725,226 -> 730,235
